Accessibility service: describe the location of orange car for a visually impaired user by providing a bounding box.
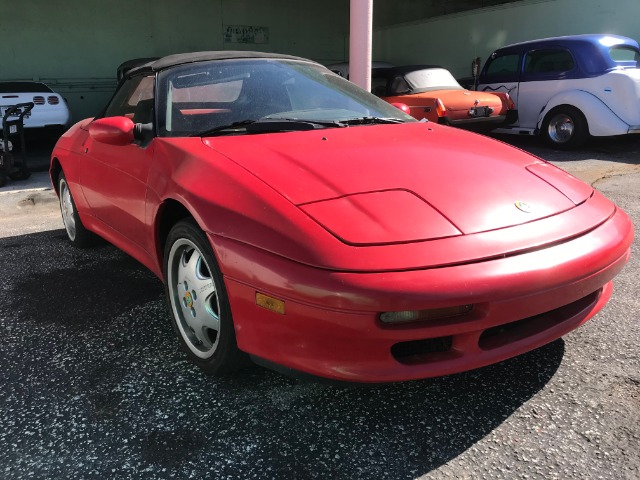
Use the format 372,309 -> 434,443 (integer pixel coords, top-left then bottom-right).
372,65 -> 516,129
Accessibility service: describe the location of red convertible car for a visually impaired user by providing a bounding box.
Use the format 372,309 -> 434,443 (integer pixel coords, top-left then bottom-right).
50,51 -> 633,383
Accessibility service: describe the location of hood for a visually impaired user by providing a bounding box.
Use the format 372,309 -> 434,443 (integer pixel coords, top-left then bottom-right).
203,123 -> 591,245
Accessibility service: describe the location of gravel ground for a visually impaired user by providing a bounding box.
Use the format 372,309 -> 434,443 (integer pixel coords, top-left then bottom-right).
0,134 -> 638,479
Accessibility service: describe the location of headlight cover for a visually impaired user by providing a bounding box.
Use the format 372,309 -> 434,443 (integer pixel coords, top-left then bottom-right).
299,189 -> 461,245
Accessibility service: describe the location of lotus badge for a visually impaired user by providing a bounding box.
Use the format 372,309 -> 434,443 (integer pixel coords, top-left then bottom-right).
515,200 -> 532,213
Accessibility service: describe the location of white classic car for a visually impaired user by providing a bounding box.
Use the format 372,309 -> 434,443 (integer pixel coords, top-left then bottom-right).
0,81 -> 71,135
476,34 -> 640,149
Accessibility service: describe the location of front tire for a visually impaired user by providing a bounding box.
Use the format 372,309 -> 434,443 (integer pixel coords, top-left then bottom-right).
58,172 -> 96,248
542,106 -> 588,150
164,219 -> 245,375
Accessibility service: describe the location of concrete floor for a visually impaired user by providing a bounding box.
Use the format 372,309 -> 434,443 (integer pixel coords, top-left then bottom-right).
0,133 -> 638,480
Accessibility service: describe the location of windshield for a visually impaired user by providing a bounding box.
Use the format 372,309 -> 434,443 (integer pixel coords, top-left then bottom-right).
404,68 -> 463,92
157,59 -> 414,136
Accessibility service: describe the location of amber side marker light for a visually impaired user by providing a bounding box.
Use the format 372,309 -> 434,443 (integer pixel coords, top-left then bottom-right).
256,292 -> 286,315
380,304 -> 473,324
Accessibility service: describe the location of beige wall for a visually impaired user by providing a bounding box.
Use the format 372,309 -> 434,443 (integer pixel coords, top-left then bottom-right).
372,0 -> 640,78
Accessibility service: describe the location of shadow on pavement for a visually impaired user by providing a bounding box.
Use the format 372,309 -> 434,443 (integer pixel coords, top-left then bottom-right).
23,135 -> 57,172
0,229 -> 564,479
490,132 -> 640,164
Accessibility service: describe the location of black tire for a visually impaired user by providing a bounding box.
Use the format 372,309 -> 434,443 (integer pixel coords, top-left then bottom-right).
164,218 -> 245,375
58,172 -> 96,248
542,106 -> 588,150
9,163 -> 31,181
0,171 -> 7,188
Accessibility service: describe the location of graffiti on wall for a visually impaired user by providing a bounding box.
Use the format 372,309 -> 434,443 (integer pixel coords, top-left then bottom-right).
224,25 -> 269,44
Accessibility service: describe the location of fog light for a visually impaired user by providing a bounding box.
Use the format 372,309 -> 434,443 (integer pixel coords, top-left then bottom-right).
380,304 -> 473,324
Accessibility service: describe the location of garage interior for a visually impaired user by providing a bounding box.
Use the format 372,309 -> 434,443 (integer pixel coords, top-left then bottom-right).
2,0 -> 639,122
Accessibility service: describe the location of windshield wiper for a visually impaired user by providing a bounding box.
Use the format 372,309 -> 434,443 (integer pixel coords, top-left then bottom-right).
194,118 -> 346,137
340,116 -> 406,125
269,118 -> 347,129
192,119 -> 257,137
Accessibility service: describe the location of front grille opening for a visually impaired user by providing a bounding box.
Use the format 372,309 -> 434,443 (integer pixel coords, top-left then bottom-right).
479,288 -> 602,351
391,336 -> 453,364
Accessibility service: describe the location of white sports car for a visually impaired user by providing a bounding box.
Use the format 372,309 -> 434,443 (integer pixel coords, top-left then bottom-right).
0,81 -> 71,134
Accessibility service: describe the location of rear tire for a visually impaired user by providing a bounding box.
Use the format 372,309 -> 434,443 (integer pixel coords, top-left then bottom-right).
9,164 -> 31,181
58,172 -> 96,248
164,218 -> 246,376
542,106 -> 588,150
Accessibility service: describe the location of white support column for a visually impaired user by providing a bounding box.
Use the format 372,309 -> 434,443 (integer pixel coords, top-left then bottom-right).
349,0 -> 373,91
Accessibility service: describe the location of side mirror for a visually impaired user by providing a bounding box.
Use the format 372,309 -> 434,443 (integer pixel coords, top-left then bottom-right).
88,116 -> 135,146
390,102 -> 411,115
133,122 -> 154,143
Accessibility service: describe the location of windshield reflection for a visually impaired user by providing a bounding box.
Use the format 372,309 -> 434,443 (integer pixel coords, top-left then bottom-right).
157,59 -> 415,137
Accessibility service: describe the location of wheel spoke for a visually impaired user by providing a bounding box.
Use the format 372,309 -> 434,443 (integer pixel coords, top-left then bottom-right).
188,260 -> 220,333
180,248 -> 202,280
191,274 -> 216,303
193,324 -> 214,349
201,308 -> 220,332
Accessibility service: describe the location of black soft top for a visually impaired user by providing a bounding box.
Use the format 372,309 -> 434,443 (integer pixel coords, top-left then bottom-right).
130,51 -> 315,76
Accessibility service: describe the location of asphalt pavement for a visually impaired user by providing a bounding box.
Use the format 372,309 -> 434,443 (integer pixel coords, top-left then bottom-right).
0,134 -> 638,479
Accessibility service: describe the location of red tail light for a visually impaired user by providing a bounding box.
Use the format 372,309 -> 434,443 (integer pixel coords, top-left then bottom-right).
436,99 -> 447,117
47,96 -> 60,105
390,102 -> 411,115
33,96 -> 45,105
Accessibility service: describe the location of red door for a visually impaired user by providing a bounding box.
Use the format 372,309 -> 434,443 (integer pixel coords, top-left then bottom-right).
79,136 -> 154,249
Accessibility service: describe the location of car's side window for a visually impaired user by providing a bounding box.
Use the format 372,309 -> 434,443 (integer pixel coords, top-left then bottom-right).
524,49 -> 575,75
104,75 -> 155,120
161,74 -> 248,136
170,80 -> 243,103
609,46 -> 640,65
482,53 -> 520,83
390,76 -> 410,95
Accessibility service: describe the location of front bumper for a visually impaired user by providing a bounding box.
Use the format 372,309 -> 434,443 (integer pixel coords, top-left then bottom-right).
22,107 -> 70,130
215,204 -> 632,383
